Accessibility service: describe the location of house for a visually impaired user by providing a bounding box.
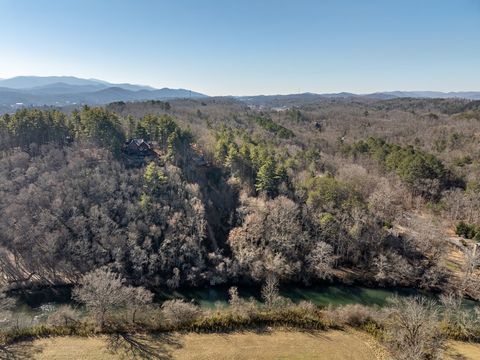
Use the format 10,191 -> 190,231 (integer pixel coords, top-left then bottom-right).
123,139 -> 154,156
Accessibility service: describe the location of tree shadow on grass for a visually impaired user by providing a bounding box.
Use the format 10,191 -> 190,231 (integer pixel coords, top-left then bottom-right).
106,333 -> 182,360
0,342 -> 43,360
445,349 -> 468,360
211,326 -> 332,343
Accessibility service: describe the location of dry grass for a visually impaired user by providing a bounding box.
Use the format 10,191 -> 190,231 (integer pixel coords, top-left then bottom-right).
21,330 -> 386,360
23,337 -> 119,360
172,330 -> 383,360
446,341 -> 480,360
15,331 -> 480,360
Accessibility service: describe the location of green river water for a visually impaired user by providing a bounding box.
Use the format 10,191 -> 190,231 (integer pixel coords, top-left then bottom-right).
161,284 -> 478,309
13,284 -> 478,317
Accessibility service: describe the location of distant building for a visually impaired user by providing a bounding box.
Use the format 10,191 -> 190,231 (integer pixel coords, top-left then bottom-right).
122,139 -> 154,156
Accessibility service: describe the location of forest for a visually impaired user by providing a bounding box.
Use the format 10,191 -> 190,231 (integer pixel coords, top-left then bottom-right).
0,96 -> 480,358
0,98 -> 479,298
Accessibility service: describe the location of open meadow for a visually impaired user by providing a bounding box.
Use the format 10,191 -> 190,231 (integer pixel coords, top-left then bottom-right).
13,330 -> 480,360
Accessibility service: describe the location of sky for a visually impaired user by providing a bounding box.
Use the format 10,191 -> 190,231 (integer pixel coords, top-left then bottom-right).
0,0 -> 479,96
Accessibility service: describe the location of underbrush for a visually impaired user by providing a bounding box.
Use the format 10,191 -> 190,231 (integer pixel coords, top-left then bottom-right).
0,297 -> 479,360
440,321 -> 480,342
0,304 -> 331,348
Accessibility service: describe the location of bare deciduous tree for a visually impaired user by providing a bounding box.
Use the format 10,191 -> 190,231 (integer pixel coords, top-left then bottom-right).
261,276 -> 278,308
439,292 -> 480,339
73,268 -> 128,327
460,244 -> 480,299
127,286 -> 154,323
385,296 -> 444,360
306,241 -> 334,279
73,268 -> 153,328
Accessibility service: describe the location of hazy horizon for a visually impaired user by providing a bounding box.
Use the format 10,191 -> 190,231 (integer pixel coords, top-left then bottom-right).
1,0 -> 479,96
2,74 -> 480,98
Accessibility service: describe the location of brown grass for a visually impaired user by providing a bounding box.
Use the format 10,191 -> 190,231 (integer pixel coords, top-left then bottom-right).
172,330 -> 384,360
446,341 -> 480,360
21,337 -> 119,360
22,330 -> 386,360
15,331 -> 480,360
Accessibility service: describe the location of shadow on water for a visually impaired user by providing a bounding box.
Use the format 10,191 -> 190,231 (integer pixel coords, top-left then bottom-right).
10,285 -> 73,309
282,285 -> 420,307
158,284 -> 478,310
157,285 -> 478,308
10,283 -> 479,316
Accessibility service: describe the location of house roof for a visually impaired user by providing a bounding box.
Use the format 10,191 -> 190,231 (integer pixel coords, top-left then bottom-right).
128,139 -> 151,147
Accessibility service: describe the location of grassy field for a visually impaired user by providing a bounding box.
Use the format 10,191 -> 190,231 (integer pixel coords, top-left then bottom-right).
446,341 -> 480,360
10,330 -> 480,360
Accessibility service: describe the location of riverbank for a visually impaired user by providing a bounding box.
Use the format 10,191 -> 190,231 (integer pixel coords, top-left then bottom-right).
1,295 -> 479,360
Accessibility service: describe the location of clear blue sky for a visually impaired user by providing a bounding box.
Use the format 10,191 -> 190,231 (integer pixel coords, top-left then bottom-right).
0,0 -> 479,95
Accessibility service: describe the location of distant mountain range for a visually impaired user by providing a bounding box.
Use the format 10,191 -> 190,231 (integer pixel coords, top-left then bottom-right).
1,76 -> 479,110
0,76 -> 207,107
367,91 -> 480,100
238,91 -> 480,107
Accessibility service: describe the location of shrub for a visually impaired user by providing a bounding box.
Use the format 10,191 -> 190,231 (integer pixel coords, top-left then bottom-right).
228,287 -> 257,318
46,305 -> 80,327
161,299 -> 202,327
439,293 -> 480,341
296,301 -> 317,313
325,304 -> 376,327
455,221 -> 479,240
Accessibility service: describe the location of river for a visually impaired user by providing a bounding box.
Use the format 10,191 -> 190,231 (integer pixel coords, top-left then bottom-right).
11,284 -> 478,318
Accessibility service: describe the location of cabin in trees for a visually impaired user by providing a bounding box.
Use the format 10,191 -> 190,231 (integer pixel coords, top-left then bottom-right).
122,139 -> 154,156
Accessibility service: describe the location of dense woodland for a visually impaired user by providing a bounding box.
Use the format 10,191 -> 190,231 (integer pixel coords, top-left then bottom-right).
0,97 -> 479,301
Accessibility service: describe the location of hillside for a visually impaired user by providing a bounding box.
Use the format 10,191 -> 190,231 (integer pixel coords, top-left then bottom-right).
0,97 -> 479,292
0,96 -> 479,359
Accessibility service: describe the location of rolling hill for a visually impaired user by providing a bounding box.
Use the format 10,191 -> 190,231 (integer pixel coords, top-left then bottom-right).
0,76 -> 207,107
1,76 -> 479,110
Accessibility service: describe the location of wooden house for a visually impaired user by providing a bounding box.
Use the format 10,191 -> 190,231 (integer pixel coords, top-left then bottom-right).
123,139 -> 154,156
